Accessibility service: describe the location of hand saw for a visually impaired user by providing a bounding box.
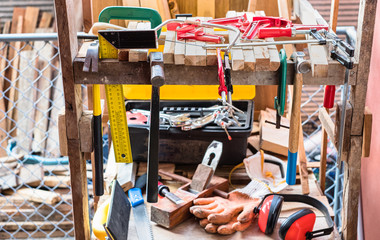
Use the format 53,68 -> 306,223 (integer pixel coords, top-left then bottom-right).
98,7 -> 162,164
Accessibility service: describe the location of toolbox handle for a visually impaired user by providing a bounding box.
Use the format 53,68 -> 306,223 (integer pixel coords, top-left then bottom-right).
99,6 -> 162,37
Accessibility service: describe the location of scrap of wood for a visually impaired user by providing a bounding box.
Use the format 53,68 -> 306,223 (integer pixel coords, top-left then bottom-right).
254,11 -> 271,71
79,110 -> 93,153
362,107 -> 372,157
42,175 -> 71,188
158,31 -> 167,45
58,110 -> 68,156
185,17 -> 207,66
39,12 -> 53,28
168,0 -> 180,18
318,108 -> 335,145
116,162 -> 137,192
17,164 -> 44,186
163,30 -> 176,64
333,102 -> 352,162
16,188 -> 61,204
0,21 -> 11,157
259,109 -> 289,156
15,50 -> 36,154
32,28 -> 55,154
174,17 -> 186,65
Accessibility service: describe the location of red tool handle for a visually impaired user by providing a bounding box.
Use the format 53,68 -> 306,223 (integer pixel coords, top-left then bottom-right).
323,85 -> 336,109
257,28 -> 293,39
217,48 -> 227,96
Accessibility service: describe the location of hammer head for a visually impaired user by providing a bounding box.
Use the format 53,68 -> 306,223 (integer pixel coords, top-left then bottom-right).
291,52 -> 311,74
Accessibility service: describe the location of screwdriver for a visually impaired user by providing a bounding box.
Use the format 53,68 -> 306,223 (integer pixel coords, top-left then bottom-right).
158,182 -> 184,205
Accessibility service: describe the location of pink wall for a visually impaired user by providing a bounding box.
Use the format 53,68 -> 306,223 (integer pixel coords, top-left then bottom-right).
361,1 -> 380,239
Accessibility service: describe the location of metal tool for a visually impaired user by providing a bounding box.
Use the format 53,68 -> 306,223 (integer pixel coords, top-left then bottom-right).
158,182 -> 184,205
128,188 -> 154,240
287,52 -> 311,185
83,41 -> 104,196
201,141 -> 223,171
275,49 -> 287,129
147,52 -> 165,203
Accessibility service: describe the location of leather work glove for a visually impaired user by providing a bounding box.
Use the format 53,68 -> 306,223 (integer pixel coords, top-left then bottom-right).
189,180 -> 270,235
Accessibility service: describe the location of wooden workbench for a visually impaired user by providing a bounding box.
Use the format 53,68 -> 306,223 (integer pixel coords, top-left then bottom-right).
54,0 -> 377,239
123,172 -> 339,239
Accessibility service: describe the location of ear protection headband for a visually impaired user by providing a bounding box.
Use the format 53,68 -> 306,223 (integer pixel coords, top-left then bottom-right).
253,194 -> 334,240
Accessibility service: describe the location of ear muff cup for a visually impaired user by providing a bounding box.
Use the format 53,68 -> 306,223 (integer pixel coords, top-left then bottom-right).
258,195 -> 284,234
279,209 -> 316,240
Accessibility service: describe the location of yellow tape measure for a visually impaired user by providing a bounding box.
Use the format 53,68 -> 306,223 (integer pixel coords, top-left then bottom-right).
99,34 -> 133,163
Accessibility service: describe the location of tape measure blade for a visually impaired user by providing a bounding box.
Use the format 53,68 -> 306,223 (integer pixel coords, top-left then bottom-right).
105,84 -> 133,163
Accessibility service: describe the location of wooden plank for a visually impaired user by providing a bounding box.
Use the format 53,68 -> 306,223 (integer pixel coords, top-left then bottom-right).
22,7 -> 40,50
39,12 -> 53,28
0,21 -> 11,157
58,111 -> 67,155
54,0 -> 90,238
185,17 -> 207,66
215,0 -> 229,18
239,12 -> 255,71
32,28 -> 54,154
349,0 -> 377,136
157,0 -> 171,21
140,0 -> 160,11
254,11 -> 271,71
318,107 -> 335,144
117,162 -> 137,192
320,113 -> 328,192
197,0 -> 215,17
6,9 -> 25,136
79,110 -> 93,153
174,17 -> 186,65
329,0 -> 340,32
15,50 -> 36,154
82,0 -> 93,32
342,136 -> 363,240
16,188 -> 61,204
334,102 -> 352,162
176,0 -> 197,16
91,0 -> 124,26
163,30 -> 176,64
362,106 -> 372,157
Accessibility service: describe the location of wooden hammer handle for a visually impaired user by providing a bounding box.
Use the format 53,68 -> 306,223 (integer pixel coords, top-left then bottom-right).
289,73 -> 303,153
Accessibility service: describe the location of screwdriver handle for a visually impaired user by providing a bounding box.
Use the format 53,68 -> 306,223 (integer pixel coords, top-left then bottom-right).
323,85 -> 336,109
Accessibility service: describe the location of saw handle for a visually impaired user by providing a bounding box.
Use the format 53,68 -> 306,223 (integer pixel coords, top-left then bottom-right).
98,6 -> 162,37
128,188 -> 144,207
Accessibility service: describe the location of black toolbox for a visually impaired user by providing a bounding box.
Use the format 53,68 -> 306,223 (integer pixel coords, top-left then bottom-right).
125,100 -> 254,165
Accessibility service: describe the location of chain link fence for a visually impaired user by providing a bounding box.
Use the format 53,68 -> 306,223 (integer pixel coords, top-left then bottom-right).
0,34 -> 348,238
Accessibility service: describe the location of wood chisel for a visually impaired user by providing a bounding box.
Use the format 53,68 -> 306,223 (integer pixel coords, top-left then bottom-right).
128,188 -> 154,240
158,182 -> 184,205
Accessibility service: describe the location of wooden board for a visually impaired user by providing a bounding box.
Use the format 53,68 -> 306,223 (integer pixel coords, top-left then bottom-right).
6,10 -> 24,136
197,0 -> 215,18
362,106 -> 372,157
163,30 -> 176,64
184,17 -> 207,66
22,7 -> 40,50
32,28 -> 54,154
227,11 -> 244,71
0,21 -> 11,157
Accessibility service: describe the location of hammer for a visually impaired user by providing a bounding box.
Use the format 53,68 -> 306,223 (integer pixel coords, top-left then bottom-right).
287,52 -> 311,185
146,52 -> 165,203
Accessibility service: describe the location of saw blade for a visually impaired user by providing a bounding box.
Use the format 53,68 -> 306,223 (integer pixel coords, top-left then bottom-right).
132,204 -> 154,240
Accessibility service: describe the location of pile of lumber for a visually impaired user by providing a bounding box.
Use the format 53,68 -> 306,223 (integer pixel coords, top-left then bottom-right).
0,7 -> 64,158
0,154 -> 74,238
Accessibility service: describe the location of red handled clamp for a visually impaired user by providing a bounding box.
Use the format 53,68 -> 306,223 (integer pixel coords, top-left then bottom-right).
217,48 -> 228,103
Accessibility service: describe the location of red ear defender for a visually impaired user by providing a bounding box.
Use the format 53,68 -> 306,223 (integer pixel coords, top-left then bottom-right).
257,195 -> 284,234
278,209 -> 316,240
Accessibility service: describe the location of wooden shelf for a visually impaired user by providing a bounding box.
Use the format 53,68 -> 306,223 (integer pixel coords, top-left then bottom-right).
73,57 -> 356,86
